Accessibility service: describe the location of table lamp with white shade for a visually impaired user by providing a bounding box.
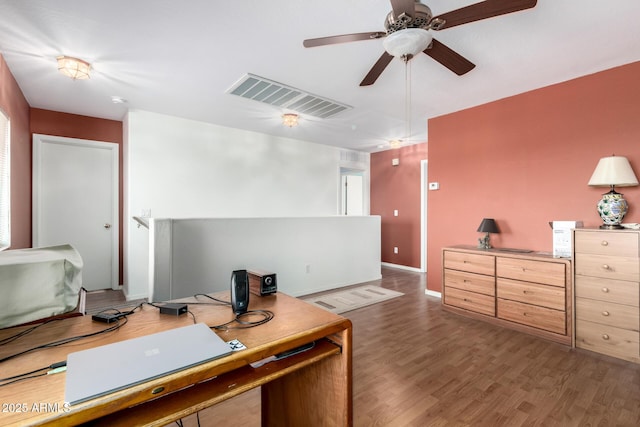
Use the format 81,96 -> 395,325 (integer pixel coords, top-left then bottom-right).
588,155 -> 638,229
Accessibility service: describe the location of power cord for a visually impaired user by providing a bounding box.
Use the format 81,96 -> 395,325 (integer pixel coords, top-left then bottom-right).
0,318 -> 63,346
192,293 -> 232,305
94,301 -> 145,318
210,310 -> 274,330
0,316 -> 128,364
0,361 -> 67,387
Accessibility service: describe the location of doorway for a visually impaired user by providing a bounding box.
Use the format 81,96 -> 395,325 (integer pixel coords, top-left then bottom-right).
32,134 -> 119,291
339,168 -> 364,215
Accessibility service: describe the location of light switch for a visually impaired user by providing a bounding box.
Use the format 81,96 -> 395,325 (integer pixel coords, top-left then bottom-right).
393,209 -> 398,217
428,182 -> 439,190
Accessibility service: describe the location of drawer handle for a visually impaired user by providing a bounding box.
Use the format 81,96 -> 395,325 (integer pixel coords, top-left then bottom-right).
602,287 -> 609,293
522,290 -> 528,294
602,334 -> 610,340
602,311 -> 610,317
601,240 -> 609,246
602,264 -> 610,270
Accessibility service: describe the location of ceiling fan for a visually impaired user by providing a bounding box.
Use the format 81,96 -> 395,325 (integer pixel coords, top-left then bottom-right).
303,0 -> 537,86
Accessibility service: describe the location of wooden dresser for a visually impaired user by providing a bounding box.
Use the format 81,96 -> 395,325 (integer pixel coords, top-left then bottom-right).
442,246 -> 572,345
573,228 -> 640,363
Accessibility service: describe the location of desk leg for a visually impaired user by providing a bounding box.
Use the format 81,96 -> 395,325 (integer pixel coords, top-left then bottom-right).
261,328 -> 353,426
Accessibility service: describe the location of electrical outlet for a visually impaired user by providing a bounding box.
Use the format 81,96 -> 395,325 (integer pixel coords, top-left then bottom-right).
394,209 -> 398,217
141,209 -> 151,218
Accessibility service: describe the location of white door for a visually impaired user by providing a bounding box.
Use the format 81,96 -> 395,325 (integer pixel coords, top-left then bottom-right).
32,134 -> 118,291
340,169 -> 364,215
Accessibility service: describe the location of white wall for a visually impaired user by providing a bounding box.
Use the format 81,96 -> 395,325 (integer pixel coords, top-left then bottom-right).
149,217 -> 381,301
124,110 -> 370,299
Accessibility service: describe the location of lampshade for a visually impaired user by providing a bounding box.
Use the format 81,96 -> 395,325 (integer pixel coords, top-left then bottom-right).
57,56 -> 91,80
588,156 -> 638,187
477,218 -> 499,234
282,113 -> 299,127
383,28 -> 433,58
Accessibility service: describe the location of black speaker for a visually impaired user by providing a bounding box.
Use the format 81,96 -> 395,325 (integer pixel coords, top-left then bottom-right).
230,269 -> 249,315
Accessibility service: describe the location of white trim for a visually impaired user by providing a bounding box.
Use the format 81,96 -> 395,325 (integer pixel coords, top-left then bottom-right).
420,160 -> 428,273
0,108 -> 9,251
381,262 -> 422,273
425,289 -> 441,299
32,134 -> 119,290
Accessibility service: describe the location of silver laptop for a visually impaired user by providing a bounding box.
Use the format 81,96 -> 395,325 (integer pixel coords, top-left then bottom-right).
65,323 -> 232,405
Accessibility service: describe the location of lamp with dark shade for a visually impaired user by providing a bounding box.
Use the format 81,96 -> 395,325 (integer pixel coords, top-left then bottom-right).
477,218 -> 499,249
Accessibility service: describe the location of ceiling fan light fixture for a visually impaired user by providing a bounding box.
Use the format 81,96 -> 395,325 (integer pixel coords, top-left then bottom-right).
389,139 -> 402,149
282,113 -> 299,127
383,28 -> 432,58
57,55 -> 91,80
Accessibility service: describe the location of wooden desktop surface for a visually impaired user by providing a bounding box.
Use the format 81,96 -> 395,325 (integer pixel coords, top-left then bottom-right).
0,291 -> 352,426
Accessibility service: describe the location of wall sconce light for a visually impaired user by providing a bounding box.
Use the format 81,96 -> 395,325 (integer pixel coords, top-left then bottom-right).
282,113 -> 299,127
57,56 -> 91,80
588,155 -> 638,229
477,218 -> 499,249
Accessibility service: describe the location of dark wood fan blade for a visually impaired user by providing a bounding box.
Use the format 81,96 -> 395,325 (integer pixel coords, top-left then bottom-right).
423,39 -> 475,75
390,0 -> 416,19
360,52 -> 394,86
433,0 -> 537,30
303,32 -> 386,47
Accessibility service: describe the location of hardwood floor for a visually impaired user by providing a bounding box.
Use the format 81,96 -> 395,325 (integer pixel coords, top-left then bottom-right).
88,267 -> 640,426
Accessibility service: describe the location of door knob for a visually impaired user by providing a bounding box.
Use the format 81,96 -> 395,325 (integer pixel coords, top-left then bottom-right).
104,223 -> 112,229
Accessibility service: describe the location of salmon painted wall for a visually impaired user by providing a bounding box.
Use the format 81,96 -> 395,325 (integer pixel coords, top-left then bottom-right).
371,143 -> 428,269
30,108 -> 124,285
427,61 -> 640,293
0,54 -> 31,249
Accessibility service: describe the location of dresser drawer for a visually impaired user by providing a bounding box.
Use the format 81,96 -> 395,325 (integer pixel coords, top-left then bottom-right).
444,287 -> 495,316
574,253 -> 640,282
444,251 -> 494,276
574,230 -> 639,257
497,298 -> 565,334
497,278 -> 565,311
575,298 -> 639,331
575,275 -> 639,307
576,319 -> 640,361
496,257 -> 566,287
444,269 -> 495,296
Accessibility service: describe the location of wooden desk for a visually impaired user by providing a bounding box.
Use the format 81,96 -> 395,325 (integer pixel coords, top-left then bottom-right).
0,292 -> 352,426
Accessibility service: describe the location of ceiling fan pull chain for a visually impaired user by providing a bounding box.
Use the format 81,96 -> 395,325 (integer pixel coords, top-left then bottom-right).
404,58 -> 412,140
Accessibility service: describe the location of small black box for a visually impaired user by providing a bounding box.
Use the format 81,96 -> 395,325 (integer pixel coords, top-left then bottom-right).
159,303 -> 188,316
248,270 -> 277,296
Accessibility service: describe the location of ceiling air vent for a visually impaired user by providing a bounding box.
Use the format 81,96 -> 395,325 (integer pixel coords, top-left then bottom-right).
227,74 -> 352,119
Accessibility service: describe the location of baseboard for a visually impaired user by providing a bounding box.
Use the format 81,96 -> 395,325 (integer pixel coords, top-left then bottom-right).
425,289 -> 441,299
381,262 -> 424,273
123,289 -> 148,301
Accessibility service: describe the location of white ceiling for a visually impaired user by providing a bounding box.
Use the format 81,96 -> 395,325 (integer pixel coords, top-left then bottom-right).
0,0 -> 639,152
